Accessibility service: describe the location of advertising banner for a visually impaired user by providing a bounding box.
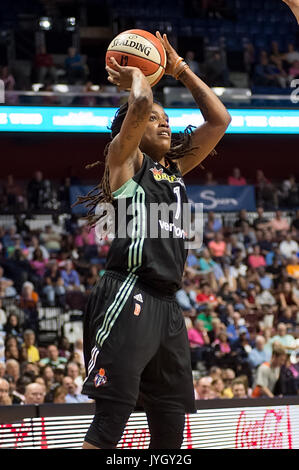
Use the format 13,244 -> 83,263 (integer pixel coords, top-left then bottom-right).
187,185 -> 256,212
1,404 -> 298,449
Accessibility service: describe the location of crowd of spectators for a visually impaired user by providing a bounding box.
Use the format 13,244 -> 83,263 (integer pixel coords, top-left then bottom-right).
1,168 -> 299,215
180,206 -> 299,399
0,168 -> 299,406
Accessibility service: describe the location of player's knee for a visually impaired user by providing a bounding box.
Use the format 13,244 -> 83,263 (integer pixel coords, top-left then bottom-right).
84,400 -> 133,449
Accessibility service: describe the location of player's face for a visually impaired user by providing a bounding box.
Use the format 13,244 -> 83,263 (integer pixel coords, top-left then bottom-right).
140,103 -> 171,161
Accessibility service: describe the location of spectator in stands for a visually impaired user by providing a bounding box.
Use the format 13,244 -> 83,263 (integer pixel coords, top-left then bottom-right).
289,60 -> 299,80
2,174 -> 27,212
66,361 -> 84,394
65,47 -> 86,85
0,65 -> 15,90
248,335 -> 272,370
24,382 -> 46,405
4,336 -> 20,362
27,171 -> 50,211
26,235 -> 49,262
188,319 -> 211,366
231,378 -> 248,398
60,260 -> 82,291
286,255 -> 299,280
283,43 -> 299,68
194,376 -> 215,399
208,232 -> 228,266
42,260 -> 66,307
211,377 -> 225,398
252,346 -> 287,398
226,312 -> 249,343
255,169 -> 278,209
279,232 -> 299,259
278,280 -> 299,314
0,266 -> 17,298
40,225 -> 62,254
253,206 -> 270,231
30,248 -> 49,279
221,368 -> 236,398
21,330 -> 40,364
204,51 -> 231,87
176,279 -> 198,317
18,282 -> 39,332
53,385 -> 67,403
62,375 -> 90,403
39,344 -> 67,369
270,323 -> 297,354
0,377 -> 12,405
185,50 -> 201,77
5,358 -> 20,383
228,168 -> 247,186
253,51 -> 288,88
248,245 -> 266,269
280,175 -> 299,207
278,307 -> 297,331
203,171 -> 218,186
34,45 -> 56,84
275,353 -> 299,396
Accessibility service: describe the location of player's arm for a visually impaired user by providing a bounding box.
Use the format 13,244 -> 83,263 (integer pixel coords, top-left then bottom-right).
283,0 -> 299,24
156,32 -> 231,176
106,57 -> 153,166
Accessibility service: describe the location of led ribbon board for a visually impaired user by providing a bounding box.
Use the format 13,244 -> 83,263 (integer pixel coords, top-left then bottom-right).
0,106 -> 299,133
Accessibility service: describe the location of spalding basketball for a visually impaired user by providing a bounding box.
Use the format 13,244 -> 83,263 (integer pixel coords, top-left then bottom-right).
106,29 -> 167,87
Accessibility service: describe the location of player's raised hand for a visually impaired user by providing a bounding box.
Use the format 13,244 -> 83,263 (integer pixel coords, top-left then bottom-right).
155,31 -> 182,77
106,56 -> 144,89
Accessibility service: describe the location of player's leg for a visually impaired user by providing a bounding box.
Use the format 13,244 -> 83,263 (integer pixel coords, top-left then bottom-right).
140,298 -> 196,449
83,399 -> 133,449
144,406 -> 185,449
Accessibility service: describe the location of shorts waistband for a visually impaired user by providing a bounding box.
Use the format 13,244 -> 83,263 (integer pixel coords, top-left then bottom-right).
103,270 -> 176,302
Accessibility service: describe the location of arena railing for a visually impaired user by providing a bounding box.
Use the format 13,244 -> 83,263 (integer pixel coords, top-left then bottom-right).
2,87 -> 297,108
1,397 -> 299,449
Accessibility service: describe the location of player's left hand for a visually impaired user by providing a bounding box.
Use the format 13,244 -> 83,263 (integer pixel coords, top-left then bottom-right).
155,31 -> 181,77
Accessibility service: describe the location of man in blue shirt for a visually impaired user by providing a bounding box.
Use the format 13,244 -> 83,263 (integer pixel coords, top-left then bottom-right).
60,260 -> 81,290
248,335 -> 272,369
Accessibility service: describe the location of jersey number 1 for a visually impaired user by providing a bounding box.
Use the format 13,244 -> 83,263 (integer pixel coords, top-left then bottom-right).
173,186 -> 181,220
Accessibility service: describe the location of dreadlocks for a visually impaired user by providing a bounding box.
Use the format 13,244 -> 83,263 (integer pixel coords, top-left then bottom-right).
72,101 -> 217,229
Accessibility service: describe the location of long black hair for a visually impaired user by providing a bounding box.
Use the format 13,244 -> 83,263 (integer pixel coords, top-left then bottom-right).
72,101 -> 217,228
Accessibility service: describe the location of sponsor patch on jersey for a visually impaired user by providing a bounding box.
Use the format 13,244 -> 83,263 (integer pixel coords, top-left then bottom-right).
134,293 -> 143,303
134,303 -> 141,316
150,167 -> 185,187
94,368 -> 107,388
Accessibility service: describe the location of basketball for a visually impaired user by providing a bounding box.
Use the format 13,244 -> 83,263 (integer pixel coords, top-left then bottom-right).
106,29 -> 167,87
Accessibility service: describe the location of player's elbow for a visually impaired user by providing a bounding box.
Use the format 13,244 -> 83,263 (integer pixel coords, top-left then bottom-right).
131,93 -> 153,112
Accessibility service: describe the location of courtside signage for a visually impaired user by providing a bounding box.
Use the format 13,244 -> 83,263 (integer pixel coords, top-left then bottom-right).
0,106 -> 299,133
0,404 -> 298,448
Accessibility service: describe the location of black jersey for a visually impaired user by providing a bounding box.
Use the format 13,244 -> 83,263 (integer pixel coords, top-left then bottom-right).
104,153 -> 189,296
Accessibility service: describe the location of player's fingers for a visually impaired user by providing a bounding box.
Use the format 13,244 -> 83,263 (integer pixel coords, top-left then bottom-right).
105,65 -> 120,78
107,75 -> 120,86
155,31 -> 166,47
109,56 -> 122,70
163,33 -> 172,50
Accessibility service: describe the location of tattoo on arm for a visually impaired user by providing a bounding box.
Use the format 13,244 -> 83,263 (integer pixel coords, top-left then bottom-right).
179,72 -> 210,120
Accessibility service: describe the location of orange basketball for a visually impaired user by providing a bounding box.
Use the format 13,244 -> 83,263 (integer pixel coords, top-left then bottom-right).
106,29 -> 167,87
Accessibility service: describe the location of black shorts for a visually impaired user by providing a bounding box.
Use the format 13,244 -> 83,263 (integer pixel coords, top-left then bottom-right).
82,270 -> 196,415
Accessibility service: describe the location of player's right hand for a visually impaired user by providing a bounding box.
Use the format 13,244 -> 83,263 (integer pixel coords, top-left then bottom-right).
106,57 -> 144,89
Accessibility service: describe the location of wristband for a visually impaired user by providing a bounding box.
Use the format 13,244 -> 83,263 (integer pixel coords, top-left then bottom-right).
174,61 -> 190,80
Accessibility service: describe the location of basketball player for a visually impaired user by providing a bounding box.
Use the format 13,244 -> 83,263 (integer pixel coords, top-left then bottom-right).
283,0 -> 299,23
78,32 -> 231,449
